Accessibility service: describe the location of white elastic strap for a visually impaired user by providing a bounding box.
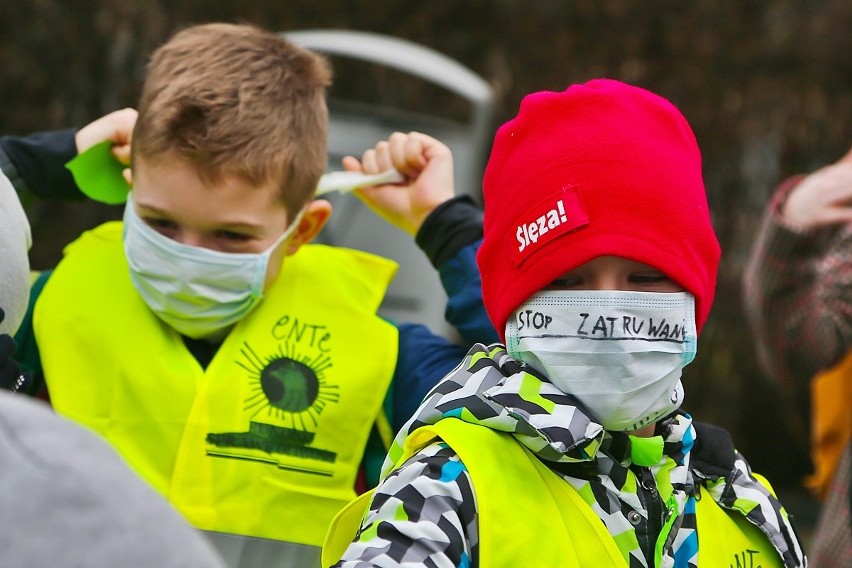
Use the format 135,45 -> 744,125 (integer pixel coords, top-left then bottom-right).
315,169 -> 405,196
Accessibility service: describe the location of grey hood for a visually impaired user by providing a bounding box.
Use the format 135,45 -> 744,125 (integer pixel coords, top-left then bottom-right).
0,169 -> 31,334
0,392 -> 227,567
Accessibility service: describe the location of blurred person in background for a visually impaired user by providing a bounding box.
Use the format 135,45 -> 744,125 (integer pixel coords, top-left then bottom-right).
744,146 -> 852,567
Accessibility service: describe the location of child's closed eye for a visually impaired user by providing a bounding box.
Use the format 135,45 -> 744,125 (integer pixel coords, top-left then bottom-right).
545,275 -> 582,289
629,273 -> 671,285
214,230 -> 252,243
144,217 -> 178,237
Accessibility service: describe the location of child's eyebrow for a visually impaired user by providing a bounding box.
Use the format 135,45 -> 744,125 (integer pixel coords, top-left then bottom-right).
132,202 -> 171,217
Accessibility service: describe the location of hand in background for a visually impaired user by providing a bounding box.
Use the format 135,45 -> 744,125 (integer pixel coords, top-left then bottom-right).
783,146 -> 852,230
343,131 -> 455,236
75,108 -> 138,167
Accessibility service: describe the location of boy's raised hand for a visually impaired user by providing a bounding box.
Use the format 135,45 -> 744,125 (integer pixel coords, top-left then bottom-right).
343,131 -> 455,236
782,145 -> 852,230
75,108 -> 138,166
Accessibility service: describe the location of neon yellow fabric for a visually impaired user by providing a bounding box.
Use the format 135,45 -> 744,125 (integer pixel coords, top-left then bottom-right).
36,221 -> 399,547
324,418 -> 784,567
696,473 -> 783,568
421,419 -> 624,567
323,490 -> 379,567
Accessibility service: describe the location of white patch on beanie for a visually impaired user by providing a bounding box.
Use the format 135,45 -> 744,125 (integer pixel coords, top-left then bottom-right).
0,169 -> 32,335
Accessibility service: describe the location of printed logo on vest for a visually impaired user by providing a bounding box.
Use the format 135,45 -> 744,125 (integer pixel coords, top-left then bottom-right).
206,315 -> 340,476
729,549 -> 762,568
511,184 -> 588,265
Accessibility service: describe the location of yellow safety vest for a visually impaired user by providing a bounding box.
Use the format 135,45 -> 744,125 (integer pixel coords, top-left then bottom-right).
324,419 -> 785,568
36,222 -> 399,556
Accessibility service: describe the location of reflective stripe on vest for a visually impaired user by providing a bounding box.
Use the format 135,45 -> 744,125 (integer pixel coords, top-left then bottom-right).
204,531 -> 320,568
36,221 -> 399,548
324,419 -> 786,567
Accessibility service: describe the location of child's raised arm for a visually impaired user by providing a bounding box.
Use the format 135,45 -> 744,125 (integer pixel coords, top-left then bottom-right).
343,131 -> 456,236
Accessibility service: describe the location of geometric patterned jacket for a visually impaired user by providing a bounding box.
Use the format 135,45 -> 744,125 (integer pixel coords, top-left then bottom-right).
335,344 -> 807,568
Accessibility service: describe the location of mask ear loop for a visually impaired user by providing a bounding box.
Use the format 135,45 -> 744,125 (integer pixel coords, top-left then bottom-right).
267,205 -> 307,252
252,206 -> 308,295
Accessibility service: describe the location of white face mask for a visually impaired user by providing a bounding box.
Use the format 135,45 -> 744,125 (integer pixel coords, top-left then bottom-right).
505,290 -> 697,432
122,197 -> 303,339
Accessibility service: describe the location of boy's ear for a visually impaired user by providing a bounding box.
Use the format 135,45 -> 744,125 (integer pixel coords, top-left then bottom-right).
285,199 -> 332,256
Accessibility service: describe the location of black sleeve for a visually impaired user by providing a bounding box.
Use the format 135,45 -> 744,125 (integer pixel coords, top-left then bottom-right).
0,128 -> 83,200
0,309 -> 31,394
691,421 -> 737,478
415,195 -> 484,268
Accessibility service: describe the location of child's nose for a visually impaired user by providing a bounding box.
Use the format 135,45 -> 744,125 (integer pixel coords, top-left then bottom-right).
586,275 -> 622,291
174,231 -> 206,249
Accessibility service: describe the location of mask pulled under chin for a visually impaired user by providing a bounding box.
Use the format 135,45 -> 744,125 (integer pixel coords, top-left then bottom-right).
122,196 -> 303,339
505,290 -> 697,432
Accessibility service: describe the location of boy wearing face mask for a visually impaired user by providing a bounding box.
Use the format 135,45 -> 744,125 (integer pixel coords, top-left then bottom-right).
326,79 -> 807,568
10,23 -> 496,567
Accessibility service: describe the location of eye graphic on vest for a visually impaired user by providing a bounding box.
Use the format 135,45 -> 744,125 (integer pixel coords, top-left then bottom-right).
258,358 -> 319,413
240,342 -> 339,428
205,339 -> 341,474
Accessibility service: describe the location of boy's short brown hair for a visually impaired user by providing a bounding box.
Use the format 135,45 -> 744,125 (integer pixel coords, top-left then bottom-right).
133,23 -> 331,218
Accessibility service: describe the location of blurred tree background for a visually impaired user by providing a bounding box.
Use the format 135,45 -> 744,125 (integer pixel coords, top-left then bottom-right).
2,0 -> 850,524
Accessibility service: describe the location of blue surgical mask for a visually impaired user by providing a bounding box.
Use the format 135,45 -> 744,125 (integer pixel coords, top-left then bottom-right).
122,196 -> 303,339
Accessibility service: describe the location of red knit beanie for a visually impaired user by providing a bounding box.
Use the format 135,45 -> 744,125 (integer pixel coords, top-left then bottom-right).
477,79 -> 720,340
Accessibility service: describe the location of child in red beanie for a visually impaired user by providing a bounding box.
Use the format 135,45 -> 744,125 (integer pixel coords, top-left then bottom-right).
324,79 -> 807,568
